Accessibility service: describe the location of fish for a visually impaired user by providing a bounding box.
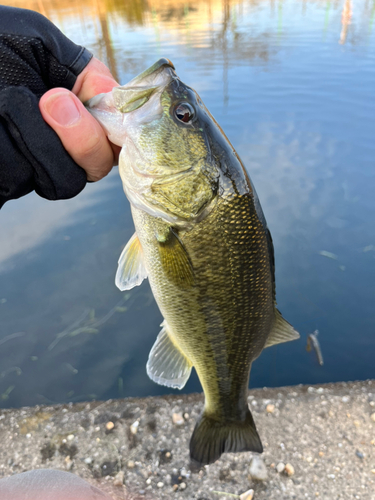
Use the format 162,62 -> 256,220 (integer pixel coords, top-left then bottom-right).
87,58 -> 300,465
306,330 -> 323,366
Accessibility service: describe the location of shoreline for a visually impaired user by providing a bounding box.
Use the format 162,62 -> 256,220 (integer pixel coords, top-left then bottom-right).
0,380 -> 374,499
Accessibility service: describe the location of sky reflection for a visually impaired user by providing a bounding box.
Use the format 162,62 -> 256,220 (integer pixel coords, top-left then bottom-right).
0,0 -> 374,408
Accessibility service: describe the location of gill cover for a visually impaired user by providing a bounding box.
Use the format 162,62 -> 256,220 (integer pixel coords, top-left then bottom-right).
87,58 -> 219,226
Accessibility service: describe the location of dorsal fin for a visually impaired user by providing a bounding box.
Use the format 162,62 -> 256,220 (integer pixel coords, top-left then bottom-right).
264,309 -> 300,348
115,233 -> 148,291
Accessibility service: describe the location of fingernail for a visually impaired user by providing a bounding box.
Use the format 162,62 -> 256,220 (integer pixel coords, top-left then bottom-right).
44,92 -> 81,126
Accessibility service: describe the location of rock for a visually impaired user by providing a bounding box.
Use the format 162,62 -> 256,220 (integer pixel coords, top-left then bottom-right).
266,404 -> 275,413
100,461 -> 118,477
172,413 -> 184,426
219,468 -> 232,482
106,421 -> 114,431
113,471 -> 124,486
59,442 -> 78,459
67,434 -> 74,441
370,412 -> 375,422
276,462 -> 285,473
249,456 -> 268,481
65,457 -> 74,471
158,449 -> 172,464
179,482 -> 187,490
157,481 -> 164,488
40,442 -> 56,462
84,457 -> 93,465
240,488 -> 254,500
130,421 -> 139,434
127,460 -> 135,468
355,450 -> 364,459
284,463 -> 295,476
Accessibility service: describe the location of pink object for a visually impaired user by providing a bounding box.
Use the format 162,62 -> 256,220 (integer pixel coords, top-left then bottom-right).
0,469 -> 113,500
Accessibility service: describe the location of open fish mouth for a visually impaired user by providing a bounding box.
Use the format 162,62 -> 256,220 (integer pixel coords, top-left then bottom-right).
111,58 -> 176,114
126,58 -> 175,86
86,58 -> 176,117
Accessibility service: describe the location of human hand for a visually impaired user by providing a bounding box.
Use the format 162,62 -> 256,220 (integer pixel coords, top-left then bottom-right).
40,57 -> 121,182
0,6 -> 122,207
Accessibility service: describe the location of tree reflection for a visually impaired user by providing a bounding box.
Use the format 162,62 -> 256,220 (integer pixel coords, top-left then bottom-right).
4,0 -> 372,60
339,0 -> 352,44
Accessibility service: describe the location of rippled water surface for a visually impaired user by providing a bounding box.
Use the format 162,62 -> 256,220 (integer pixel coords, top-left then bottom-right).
1,0 -> 374,408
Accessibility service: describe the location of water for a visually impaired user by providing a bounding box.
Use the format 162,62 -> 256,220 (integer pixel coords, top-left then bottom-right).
0,0 -> 374,408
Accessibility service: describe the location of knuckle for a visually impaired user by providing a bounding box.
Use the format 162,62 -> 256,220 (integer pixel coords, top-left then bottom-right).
73,135 -> 113,180
77,131 -> 103,160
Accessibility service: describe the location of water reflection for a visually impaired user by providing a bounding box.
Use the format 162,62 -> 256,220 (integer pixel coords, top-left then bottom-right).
0,0 -> 374,408
339,0 -> 352,44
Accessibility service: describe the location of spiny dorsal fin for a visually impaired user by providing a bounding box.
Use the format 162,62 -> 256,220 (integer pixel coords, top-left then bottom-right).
157,228 -> 195,288
146,321 -> 192,389
264,309 -> 300,348
115,233 -> 148,291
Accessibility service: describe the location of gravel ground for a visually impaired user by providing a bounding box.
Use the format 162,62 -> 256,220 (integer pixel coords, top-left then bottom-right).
0,380 -> 374,500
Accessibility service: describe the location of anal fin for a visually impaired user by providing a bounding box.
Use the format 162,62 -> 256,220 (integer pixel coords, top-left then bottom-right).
146,322 -> 192,389
115,233 -> 147,291
264,309 -> 300,348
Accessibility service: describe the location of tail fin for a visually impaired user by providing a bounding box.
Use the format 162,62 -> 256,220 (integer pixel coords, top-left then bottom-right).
189,407 -> 263,466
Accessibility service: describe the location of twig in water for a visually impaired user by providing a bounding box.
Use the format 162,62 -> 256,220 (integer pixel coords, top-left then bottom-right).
213,492 -> 240,498
0,332 -> 25,346
306,330 -> 324,366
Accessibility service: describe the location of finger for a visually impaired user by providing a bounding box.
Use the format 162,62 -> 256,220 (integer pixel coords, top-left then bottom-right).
72,57 -> 119,102
72,57 -> 121,165
39,88 -> 114,182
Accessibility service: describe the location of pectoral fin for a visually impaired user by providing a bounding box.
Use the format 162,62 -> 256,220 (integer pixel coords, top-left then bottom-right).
146,321 -> 192,389
115,233 -> 148,291
264,309 -> 300,348
156,227 -> 195,288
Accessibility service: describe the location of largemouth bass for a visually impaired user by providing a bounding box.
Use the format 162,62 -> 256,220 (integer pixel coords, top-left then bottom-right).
87,59 -> 300,465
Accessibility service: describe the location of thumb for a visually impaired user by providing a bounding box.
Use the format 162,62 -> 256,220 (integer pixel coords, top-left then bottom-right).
39,88 -> 115,182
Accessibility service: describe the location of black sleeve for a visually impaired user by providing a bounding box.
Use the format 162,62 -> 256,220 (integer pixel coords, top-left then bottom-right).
0,6 -> 93,208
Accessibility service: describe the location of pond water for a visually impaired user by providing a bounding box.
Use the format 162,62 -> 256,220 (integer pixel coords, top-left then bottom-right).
0,0 -> 374,409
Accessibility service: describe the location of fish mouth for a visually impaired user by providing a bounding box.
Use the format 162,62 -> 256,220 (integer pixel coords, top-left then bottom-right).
85,58 -> 177,147
128,58 -> 175,86
111,58 -> 176,114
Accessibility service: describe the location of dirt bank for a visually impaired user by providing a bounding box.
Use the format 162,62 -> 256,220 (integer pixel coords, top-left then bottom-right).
0,380 -> 374,500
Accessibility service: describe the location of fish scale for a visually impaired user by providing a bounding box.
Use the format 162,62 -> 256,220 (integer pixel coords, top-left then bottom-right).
87,57 -> 299,465
132,188 -> 273,422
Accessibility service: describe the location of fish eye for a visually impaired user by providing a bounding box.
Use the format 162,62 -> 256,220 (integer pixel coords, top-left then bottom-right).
174,103 -> 195,123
